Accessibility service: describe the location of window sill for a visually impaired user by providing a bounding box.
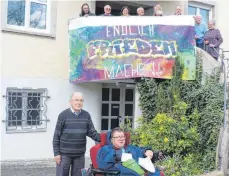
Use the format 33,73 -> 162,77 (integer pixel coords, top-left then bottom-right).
6,128 -> 47,134
1,27 -> 56,39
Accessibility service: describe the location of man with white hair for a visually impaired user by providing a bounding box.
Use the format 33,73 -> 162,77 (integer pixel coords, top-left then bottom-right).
174,5 -> 182,15
101,5 -> 112,16
53,92 -> 100,176
137,7 -> 145,16
194,14 -> 207,49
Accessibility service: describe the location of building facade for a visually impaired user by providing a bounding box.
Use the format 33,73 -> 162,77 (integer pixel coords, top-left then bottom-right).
0,0 -> 228,162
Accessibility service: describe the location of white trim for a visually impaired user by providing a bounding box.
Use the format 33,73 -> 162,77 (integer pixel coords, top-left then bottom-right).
25,0 -> 30,29
69,16 -> 195,30
188,1 -> 213,11
1,0 -> 56,38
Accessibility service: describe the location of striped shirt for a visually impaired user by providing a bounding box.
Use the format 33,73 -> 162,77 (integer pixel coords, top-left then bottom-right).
52,108 -> 100,157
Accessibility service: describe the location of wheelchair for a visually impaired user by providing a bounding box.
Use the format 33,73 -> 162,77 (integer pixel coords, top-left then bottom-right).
89,132 -> 165,176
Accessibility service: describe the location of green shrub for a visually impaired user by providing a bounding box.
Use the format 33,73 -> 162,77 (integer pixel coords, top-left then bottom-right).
128,54 -> 224,175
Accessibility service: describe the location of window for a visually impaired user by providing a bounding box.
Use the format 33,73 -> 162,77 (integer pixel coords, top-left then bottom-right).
101,86 -> 134,131
1,0 -> 57,37
188,3 -> 213,26
188,6 -> 196,16
3,88 -> 49,132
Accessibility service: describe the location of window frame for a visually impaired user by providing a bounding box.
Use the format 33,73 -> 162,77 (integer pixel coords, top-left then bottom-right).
3,87 -> 50,133
188,1 -> 214,25
1,0 -> 57,38
101,85 -> 135,131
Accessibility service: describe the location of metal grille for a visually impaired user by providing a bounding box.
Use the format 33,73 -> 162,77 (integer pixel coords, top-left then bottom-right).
2,88 -> 50,132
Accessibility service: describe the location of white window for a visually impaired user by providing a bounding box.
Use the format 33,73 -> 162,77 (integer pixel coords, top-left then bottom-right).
101,85 -> 135,131
1,0 -> 57,37
3,88 -> 50,133
188,2 -> 213,26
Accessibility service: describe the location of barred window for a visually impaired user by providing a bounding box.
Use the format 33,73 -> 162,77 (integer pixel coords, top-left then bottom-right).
4,88 -> 49,132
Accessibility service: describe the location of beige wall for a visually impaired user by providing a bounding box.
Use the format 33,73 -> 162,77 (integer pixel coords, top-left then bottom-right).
1,0 -> 95,79
215,0 -> 229,51
133,1 -> 187,15
158,1 -> 187,15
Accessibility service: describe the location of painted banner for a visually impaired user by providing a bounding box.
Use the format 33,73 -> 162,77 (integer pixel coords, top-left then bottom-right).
69,16 -> 196,83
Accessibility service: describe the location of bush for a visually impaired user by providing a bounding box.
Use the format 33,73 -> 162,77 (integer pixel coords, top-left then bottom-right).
127,54 -> 224,175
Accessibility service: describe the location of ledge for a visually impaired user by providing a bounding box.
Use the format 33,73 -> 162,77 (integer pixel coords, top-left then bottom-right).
1,27 -> 56,39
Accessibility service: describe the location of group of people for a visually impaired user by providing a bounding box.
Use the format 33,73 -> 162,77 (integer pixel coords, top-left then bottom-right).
53,92 -> 162,176
79,3 -> 179,17
79,3 -> 223,60
194,15 -> 223,60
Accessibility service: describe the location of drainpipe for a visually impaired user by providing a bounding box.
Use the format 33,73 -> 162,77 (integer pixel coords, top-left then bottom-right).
217,48 -> 229,171
221,50 -> 229,128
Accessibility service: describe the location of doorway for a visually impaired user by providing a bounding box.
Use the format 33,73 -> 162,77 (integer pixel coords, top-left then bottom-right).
101,85 -> 135,131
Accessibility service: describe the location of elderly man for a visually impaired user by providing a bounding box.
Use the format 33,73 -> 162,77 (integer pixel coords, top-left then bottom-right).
174,5 -> 182,15
194,14 -> 207,49
97,127 -> 161,176
53,92 -> 100,176
101,5 -> 112,16
153,4 -> 163,16
137,7 -> 145,16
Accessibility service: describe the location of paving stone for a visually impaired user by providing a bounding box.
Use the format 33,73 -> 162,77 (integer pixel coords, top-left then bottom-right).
1,157 -> 91,176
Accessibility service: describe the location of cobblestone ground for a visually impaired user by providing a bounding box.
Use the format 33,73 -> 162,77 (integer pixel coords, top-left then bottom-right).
1,166 -> 56,176
1,158 -> 91,176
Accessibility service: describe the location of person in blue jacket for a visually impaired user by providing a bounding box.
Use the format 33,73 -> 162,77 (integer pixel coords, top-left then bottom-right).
96,127 -> 161,176
194,14 -> 207,49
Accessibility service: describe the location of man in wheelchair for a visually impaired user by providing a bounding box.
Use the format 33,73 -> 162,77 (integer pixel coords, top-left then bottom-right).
96,127 -> 161,176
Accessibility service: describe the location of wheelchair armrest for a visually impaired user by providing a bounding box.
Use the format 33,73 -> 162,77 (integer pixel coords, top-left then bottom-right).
91,168 -> 120,175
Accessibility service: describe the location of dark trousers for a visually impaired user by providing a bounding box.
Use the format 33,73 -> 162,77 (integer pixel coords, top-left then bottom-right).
56,155 -> 85,176
196,43 -> 204,49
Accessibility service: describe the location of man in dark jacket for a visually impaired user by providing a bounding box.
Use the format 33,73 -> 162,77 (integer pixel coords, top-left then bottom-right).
53,92 -> 100,176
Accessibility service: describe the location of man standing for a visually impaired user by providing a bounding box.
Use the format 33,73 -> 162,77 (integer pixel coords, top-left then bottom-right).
194,15 -> 207,49
53,92 -> 100,176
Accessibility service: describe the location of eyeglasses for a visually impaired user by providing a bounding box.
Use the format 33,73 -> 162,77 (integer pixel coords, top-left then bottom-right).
72,99 -> 84,103
112,136 -> 126,139
106,8 -> 111,11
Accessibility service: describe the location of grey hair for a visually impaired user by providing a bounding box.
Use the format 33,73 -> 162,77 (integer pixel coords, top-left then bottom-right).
104,5 -> 111,9
137,7 -> 144,11
70,92 -> 84,100
209,19 -> 216,25
195,14 -> 202,18
176,5 -> 181,9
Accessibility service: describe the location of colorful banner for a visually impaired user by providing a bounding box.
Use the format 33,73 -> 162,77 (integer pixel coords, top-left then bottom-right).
69,16 -> 196,83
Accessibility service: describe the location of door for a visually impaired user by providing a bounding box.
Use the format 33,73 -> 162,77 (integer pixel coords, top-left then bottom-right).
101,85 -> 135,131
